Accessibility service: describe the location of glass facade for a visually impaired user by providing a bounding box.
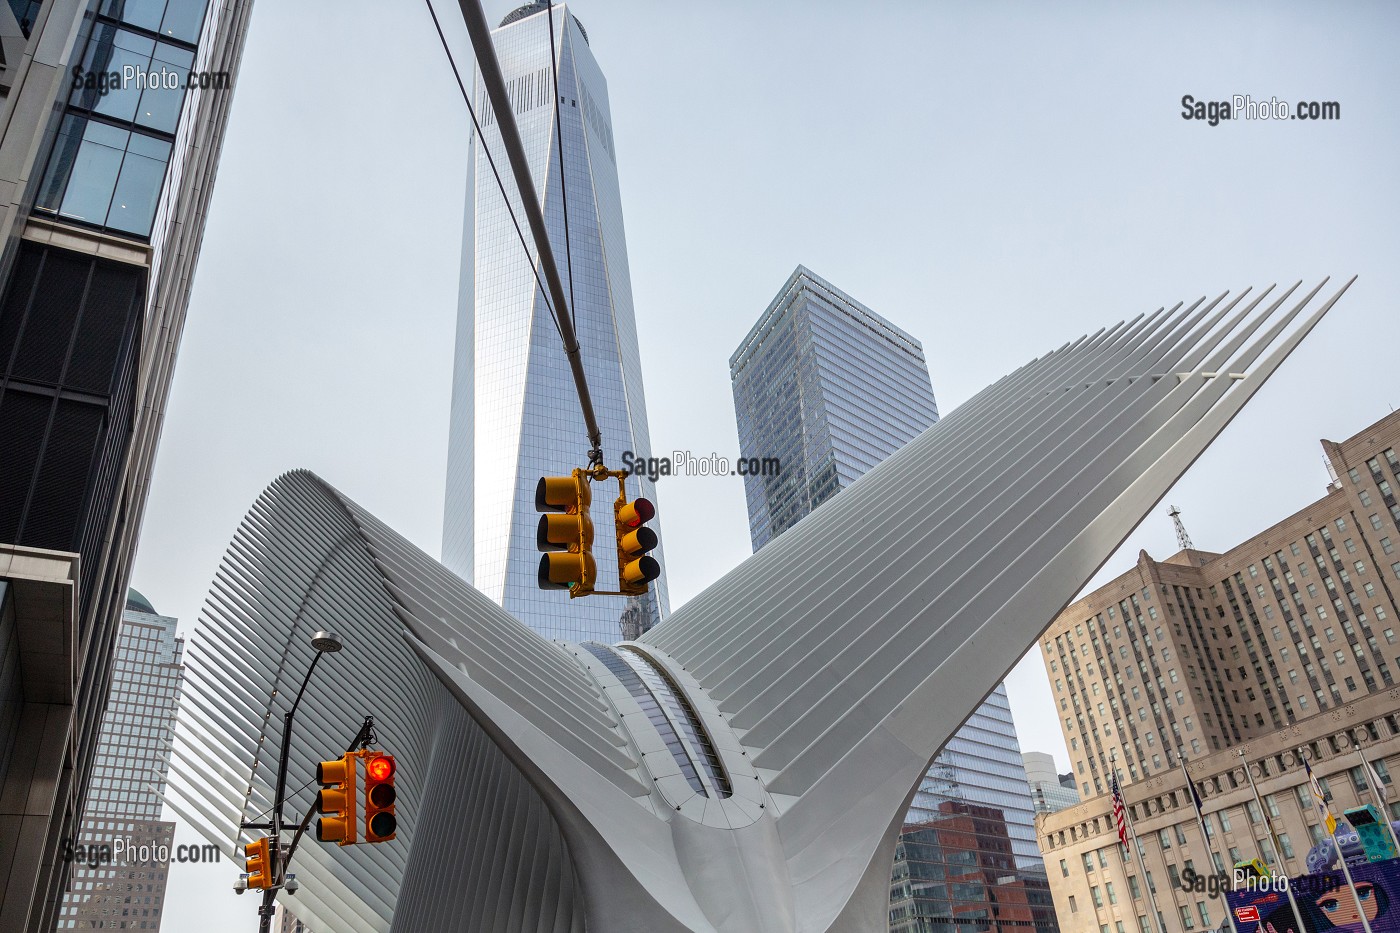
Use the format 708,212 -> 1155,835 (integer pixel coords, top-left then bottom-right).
57,591 -> 184,930
730,265 -> 941,551
730,267 -> 1054,930
443,3 -> 668,643
34,0 -> 209,238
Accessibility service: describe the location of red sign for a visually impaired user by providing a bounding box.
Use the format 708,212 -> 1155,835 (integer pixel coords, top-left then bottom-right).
1235,905 -> 1260,923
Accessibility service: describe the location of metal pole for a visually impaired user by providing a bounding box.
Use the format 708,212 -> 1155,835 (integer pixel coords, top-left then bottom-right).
1178,753 -> 1239,933
456,0 -> 603,461
1111,755 -> 1170,933
1356,746 -> 1400,857
256,649 -> 330,933
1239,750 -> 1311,933
1299,747 -> 1374,933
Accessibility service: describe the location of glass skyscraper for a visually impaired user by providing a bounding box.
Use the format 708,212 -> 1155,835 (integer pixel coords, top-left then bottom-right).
0,0 -> 249,925
443,1 -> 668,643
731,266 -> 1055,931
57,591 -> 184,931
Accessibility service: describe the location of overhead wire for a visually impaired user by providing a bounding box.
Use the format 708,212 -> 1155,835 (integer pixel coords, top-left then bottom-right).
545,0 -> 579,334
424,0 -> 567,343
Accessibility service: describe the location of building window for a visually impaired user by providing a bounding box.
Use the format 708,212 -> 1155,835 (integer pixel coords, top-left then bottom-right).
1107,882 -> 1118,905
36,115 -> 172,236
1085,853 -> 1095,873
1129,875 -> 1142,899
1069,895 -> 1078,913
1180,904 -> 1196,930
1060,858 -> 1069,877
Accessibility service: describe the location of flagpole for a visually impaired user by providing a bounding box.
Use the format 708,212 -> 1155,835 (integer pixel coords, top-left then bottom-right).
1356,746 -> 1400,858
1111,752 -> 1170,933
1178,751 -> 1239,933
1240,749 -> 1312,933
1302,748 -> 1375,933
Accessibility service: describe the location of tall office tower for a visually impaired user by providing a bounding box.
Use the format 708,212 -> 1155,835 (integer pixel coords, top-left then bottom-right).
0,1 -> 251,929
442,1 -> 668,643
731,265 -> 941,552
730,266 -> 1054,931
57,590 -> 183,931
1040,409 -> 1400,798
1022,751 -> 1081,815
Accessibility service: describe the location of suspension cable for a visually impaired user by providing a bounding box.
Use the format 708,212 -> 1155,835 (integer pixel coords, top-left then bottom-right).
545,0 -> 579,335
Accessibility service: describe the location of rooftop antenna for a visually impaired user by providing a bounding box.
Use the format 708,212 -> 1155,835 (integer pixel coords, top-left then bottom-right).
1168,505 -> 1194,550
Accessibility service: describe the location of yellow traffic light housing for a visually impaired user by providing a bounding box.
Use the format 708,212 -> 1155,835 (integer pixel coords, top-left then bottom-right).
243,836 -> 272,890
615,496 -> 660,595
316,754 -> 357,846
536,470 -> 595,597
363,754 -> 397,843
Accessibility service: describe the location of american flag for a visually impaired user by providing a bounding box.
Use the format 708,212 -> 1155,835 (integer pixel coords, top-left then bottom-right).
1111,774 -> 1129,849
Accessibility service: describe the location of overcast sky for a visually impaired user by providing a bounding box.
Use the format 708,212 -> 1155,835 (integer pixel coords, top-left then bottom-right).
136,1 -> 1400,927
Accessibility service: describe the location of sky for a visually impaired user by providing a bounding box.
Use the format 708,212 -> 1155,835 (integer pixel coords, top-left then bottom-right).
133,1 -> 1400,927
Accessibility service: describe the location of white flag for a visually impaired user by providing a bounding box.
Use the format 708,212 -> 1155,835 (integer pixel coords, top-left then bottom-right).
1366,758 -> 1390,801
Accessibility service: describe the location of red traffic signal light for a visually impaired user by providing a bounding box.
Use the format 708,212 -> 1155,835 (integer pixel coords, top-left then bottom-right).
364,754 -> 397,843
316,755 -> 357,846
615,496 -> 660,595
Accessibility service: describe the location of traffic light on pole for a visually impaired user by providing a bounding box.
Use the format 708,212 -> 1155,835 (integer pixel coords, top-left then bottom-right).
243,836 -> 272,890
536,470 -> 595,597
615,496 -> 660,595
363,754 -> 397,843
315,754 -> 357,846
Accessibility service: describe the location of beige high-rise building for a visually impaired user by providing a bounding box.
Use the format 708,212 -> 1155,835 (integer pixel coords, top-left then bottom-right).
1036,410 -> 1400,932
1043,410 -> 1400,798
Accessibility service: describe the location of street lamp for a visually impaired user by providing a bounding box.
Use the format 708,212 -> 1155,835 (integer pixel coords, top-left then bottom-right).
251,630 -> 343,932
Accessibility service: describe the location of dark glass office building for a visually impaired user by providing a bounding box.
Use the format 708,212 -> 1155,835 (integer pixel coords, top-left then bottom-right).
731,266 -> 1056,932
0,1 -> 251,929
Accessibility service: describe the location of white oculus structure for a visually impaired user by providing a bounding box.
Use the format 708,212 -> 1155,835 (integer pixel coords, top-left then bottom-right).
167,279 -> 1352,933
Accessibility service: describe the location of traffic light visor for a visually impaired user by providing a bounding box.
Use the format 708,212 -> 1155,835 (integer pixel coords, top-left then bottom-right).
537,513 -> 594,551
620,555 -> 661,586
537,476 -> 589,512
617,498 -> 655,528
620,526 -> 658,555
538,552 -> 597,589
366,756 -> 395,782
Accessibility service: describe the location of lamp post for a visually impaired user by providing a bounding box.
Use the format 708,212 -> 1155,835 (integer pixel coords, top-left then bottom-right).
254,630 -> 343,933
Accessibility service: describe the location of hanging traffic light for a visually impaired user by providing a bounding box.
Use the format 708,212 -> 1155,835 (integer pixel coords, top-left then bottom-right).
363,754 -> 397,843
243,836 -> 272,890
536,470 -> 595,597
316,754 -> 357,846
615,496 -> 660,595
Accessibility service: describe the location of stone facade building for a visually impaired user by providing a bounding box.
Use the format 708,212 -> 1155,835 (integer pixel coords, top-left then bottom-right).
1037,410 -> 1400,931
